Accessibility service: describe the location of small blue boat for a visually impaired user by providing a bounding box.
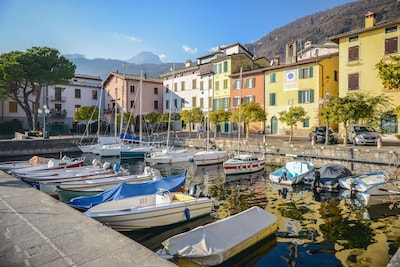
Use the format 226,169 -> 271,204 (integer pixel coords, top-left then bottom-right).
68,170 -> 187,211
269,161 -> 315,185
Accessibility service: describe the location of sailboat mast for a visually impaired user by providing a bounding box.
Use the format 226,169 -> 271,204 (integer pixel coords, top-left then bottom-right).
120,64 -> 125,137
97,86 -> 103,139
207,74 -> 212,150
166,65 -> 174,148
139,69 -> 143,145
238,67 -> 242,153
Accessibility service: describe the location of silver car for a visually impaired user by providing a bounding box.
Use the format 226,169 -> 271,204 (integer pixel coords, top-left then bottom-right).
347,125 -> 379,145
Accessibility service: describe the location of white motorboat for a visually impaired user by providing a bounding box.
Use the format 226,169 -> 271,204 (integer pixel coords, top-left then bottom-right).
193,150 -> 228,166
338,171 -> 389,192
84,191 -> 215,231
0,155 -> 53,172
144,148 -> 194,164
223,154 -> 265,175
9,156 -> 86,177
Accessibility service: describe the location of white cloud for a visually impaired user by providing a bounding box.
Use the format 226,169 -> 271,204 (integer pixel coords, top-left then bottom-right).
113,32 -> 142,43
182,44 -> 198,54
208,45 -> 225,53
159,54 -> 166,60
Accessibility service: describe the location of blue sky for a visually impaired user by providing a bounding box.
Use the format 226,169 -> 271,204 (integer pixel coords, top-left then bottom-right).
0,0 -> 354,63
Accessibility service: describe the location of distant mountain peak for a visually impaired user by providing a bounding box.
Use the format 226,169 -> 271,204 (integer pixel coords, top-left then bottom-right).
65,53 -> 85,59
127,51 -> 162,64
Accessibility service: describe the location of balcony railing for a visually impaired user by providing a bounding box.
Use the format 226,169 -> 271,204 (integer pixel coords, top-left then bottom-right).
49,95 -> 66,102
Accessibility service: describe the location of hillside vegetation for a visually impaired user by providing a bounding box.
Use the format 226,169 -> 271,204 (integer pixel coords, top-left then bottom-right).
253,0 -> 399,59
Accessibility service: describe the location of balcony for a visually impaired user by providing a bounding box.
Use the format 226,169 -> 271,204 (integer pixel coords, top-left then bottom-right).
49,95 -> 66,102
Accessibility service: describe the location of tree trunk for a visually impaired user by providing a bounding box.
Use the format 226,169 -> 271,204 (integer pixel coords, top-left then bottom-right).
289,125 -> 294,142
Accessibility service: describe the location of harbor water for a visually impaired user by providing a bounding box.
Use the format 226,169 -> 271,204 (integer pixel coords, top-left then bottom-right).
5,152 -> 400,267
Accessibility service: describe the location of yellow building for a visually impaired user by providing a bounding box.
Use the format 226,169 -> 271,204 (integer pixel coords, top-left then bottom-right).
330,11 -> 400,135
265,52 -> 339,136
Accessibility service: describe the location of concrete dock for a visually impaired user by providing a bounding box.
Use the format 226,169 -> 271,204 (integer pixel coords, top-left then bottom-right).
0,171 -> 176,267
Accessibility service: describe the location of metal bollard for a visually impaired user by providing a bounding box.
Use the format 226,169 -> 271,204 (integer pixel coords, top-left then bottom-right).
377,137 -> 382,149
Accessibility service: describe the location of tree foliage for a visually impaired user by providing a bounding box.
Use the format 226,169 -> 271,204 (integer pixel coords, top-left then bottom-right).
328,92 -> 390,144
144,112 -> 161,135
231,102 -> 266,140
0,47 -> 76,130
278,106 -> 309,142
180,107 -> 204,138
74,106 -> 100,135
209,110 -> 230,139
375,55 -> 400,91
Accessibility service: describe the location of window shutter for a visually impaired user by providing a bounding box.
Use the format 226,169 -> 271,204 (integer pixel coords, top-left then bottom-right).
309,67 -> 313,78
298,69 -> 303,79
310,89 -> 314,102
298,91 -> 303,103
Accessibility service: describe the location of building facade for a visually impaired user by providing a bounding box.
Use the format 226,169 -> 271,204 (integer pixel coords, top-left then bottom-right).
102,72 -> 163,135
331,11 -> 400,135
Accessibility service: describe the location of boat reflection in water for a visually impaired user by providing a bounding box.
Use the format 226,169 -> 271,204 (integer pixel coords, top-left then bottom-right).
78,154 -> 400,267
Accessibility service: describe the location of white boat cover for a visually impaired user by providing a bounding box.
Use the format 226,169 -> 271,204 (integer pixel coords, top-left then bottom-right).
160,206 -> 277,266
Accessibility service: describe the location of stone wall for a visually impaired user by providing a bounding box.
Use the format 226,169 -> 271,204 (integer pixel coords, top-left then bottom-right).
183,138 -> 400,174
0,137 -> 87,158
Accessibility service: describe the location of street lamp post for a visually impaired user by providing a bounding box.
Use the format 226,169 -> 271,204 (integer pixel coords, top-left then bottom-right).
38,104 -> 50,139
324,89 -> 330,146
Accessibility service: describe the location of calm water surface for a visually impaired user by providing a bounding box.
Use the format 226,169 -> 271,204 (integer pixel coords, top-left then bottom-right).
9,153 -> 400,267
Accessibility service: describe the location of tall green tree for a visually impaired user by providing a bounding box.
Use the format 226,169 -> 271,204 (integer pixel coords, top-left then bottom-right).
375,55 -> 400,91
0,47 -> 76,130
278,106 -> 309,142
209,110 -> 230,139
231,102 -> 267,140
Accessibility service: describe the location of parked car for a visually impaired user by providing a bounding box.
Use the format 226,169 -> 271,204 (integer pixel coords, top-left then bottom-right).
309,126 -> 338,144
347,125 -> 379,146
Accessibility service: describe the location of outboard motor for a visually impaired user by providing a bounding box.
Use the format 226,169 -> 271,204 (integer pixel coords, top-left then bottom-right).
102,162 -> 111,170
189,184 -> 205,198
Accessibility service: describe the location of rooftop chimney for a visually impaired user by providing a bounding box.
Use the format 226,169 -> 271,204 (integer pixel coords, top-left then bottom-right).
273,56 -> 280,65
304,41 -> 312,48
365,11 -> 376,28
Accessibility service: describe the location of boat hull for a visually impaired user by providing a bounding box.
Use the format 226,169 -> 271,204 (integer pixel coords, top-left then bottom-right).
361,180 -> 400,206
223,155 -> 265,175
85,193 -> 214,231
145,150 -> 194,164
193,150 -> 228,166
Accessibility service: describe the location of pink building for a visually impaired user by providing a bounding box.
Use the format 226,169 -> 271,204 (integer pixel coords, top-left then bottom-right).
103,72 -> 163,133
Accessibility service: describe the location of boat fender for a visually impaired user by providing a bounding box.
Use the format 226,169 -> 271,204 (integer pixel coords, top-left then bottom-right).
112,162 -> 120,172
184,208 -> 190,221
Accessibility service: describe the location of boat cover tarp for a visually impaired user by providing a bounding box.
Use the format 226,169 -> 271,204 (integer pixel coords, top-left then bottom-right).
68,170 -> 186,210
160,206 -> 277,266
319,164 -> 352,180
